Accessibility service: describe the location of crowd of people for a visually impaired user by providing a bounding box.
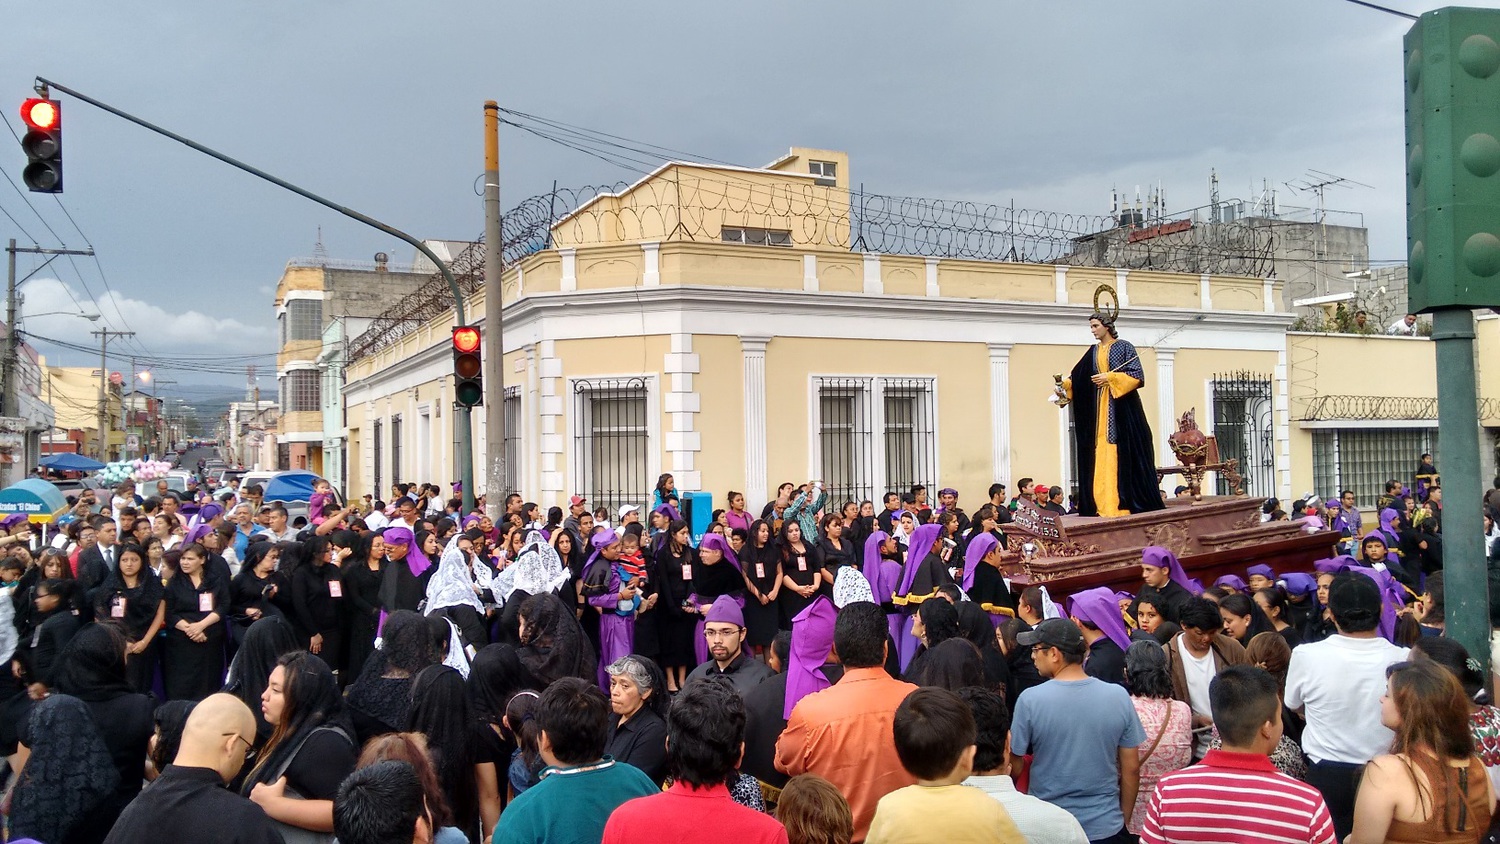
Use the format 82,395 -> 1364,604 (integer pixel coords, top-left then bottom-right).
0,463 -> 1497,843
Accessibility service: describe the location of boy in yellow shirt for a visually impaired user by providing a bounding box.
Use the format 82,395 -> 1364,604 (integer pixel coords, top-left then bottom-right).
866,688 -> 1026,844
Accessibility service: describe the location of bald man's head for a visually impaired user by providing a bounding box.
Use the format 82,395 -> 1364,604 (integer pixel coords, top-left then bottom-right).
176,693 -> 256,783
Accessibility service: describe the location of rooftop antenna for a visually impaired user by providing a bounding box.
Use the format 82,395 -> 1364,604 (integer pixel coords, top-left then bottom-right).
1210,169 -> 1220,223
1283,170 -> 1373,224
312,226 -> 328,265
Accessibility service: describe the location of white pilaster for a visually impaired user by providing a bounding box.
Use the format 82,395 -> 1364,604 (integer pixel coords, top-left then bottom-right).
525,344 -> 541,502
988,342 -> 1013,485
1275,345 -> 1292,502
1199,273 -> 1212,310
538,339 -> 565,498
740,335 -> 771,506
664,334 -> 702,490
1115,269 -> 1130,308
641,242 -> 661,287
925,258 -> 941,297
802,255 -> 818,292
1054,266 -> 1068,304
559,249 -> 577,292
863,253 -> 883,295
1156,347 -> 1178,467
1263,277 -> 1276,312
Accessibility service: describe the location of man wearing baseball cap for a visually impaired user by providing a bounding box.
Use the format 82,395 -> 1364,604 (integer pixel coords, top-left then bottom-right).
563,494 -> 588,536
1011,618 -> 1145,844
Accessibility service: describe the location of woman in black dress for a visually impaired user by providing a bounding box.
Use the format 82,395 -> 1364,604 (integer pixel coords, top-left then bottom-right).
161,542 -> 229,701
341,531 -> 386,680
777,520 -> 824,629
892,523 -> 954,671
345,609 -> 435,744
816,513 -> 858,596
290,535 -> 346,673
229,541 -> 289,644
91,544 -> 166,694
652,520 -> 697,692
739,519 -> 781,658
14,577 -> 81,698
961,532 -> 1015,618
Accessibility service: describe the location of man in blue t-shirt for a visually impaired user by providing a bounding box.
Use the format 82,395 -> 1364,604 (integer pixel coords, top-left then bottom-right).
1013,618 -> 1145,844
493,678 -> 659,844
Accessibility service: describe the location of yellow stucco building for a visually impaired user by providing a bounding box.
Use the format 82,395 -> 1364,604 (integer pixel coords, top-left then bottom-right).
340,147 -> 1500,514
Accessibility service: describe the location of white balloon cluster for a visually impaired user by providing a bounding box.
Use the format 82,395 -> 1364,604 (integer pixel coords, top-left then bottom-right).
96,461 -> 136,486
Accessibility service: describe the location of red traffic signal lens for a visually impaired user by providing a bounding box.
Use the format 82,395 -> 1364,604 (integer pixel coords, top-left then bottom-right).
452,326 -> 480,353
21,98 -> 58,131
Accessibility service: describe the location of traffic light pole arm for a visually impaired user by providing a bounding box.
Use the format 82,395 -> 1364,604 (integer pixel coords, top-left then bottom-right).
33,78 -> 466,326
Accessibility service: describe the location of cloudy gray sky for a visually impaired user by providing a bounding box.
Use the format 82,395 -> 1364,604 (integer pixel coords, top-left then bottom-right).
3,0 -> 1488,399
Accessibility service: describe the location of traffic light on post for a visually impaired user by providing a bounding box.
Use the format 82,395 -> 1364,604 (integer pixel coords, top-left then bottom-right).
452,325 -> 483,407
19,98 -> 62,193
1405,8 -> 1500,311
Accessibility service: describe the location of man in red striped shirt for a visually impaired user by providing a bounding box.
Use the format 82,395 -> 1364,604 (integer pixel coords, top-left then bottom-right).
1140,666 -> 1335,844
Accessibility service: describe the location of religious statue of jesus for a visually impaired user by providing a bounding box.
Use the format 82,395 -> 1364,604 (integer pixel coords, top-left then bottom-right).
1053,287 -> 1166,517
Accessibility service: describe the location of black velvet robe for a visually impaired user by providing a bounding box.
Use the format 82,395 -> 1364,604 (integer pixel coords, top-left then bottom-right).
1069,336 -> 1166,517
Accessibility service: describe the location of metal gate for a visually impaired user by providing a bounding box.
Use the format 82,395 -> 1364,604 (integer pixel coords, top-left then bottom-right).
816,378 -> 874,505
573,378 -> 649,516
1212,372 -> 1275,497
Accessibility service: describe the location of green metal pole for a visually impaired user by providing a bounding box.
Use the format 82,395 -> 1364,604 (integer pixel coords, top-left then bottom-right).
35,77 -> 475,509
1433,307 -> 1489,675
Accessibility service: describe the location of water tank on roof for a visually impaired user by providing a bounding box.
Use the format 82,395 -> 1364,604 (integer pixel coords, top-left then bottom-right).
1118,209 -> 1144,229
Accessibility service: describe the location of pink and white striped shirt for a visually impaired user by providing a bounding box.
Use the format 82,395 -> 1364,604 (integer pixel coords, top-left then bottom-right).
1140,749 -> 1336,844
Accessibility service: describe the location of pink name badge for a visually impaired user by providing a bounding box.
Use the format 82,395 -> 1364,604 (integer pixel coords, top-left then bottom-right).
111,598 -> 126,619
198,593 -> 213,613
681,564 -> 692,582
755,563 -> 765,579
329,581 -> 343,598
797,555 -> 807,572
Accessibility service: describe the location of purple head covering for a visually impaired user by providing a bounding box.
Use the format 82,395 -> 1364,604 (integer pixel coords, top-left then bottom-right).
1246,564 -> 1275,581
1214,574 -> 1248,593
382,526 -> 431,577
1342,565 -> 1404,642
862,531 -> 890,600
698,533 -> 741,573
183,523 -> 214,546
198,503 -> 223,522
461,514 -> 481,530
1069,586 -> 1132,652
896,523 -> 943,596
962,533 -> 1000,592
582,527 -> 621,576
1280,573 -> 1318,597
0,514 -> 27,530
785,596 -> 837,719
704,594 -> 745,627
652,503 -> 681,523
1313,554 -> 1357,574
1142,546 -> 1202,594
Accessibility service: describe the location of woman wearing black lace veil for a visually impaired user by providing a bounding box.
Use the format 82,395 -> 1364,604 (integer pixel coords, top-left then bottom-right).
222,614 -> 301,746
344,609 -> 437,745
10,693 -> 120,844
516,592 -> 596,687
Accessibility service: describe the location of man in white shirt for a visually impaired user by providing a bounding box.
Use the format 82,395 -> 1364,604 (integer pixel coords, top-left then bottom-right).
256,505 -> 299,543
364,501 -> 390,531
1386,313 -> 1419,336
1285,574 -> 1409,841
960,686 -> 1088,844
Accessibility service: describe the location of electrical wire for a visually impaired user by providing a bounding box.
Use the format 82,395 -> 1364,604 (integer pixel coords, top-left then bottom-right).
0,199 -> 39,244
1341,0 -> 1419,21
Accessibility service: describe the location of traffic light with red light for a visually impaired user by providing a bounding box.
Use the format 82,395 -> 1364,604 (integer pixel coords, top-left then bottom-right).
19,97 -> 62,193
452,325 -> 483,407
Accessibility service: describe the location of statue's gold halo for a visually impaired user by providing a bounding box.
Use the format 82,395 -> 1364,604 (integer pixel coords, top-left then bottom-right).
1092,284 -> 1120,323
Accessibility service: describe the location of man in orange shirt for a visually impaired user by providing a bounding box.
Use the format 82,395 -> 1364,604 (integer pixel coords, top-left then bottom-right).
775,601 -> 917,842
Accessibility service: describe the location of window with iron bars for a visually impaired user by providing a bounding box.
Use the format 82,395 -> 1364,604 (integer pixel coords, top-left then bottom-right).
503,387 -> 522,496
721,226 -> 792,247
1313,428 -> 1439,508
573,378 -> 649,517
390,414 -> 402,486
1211,373 -> 1276,496
285,299 -> 323,342
813,377 -> 937,506
282,370 -> 321,413
372,419 -> 383,498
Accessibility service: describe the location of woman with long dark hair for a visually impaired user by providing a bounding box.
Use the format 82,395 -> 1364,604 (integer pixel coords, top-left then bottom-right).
1218,592 -> 1276,647
516,592 -> 596,687
90,544 -> 165,694
289,535 -> 345,671
15,578 -> 82,698
954,600 -> 1009,693
1254,586 -> 1305,650
406,664 -> 478,839
778,519 -> 824,629
223,615 -> 302,746
230,540 -> 288,640
244,651 -> 357,841
652,519 -> 697,692
162,542 -> 229,701
902,598 -> 961,683
345,609 -> 436,744
468,644 -> 536,838
739,519 -> 781,657
903,638 -> 985,691
1349,660 -> 1496,843
9,693 -> 120,844
817,513 -> 857,591
341,531 -> 386,680
1123,639 -> 1192,837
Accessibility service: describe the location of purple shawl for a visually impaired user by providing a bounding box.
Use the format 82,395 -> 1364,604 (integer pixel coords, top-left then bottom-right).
1375,509 -> 1402,547
582,528 -> 621,583
652,503 -> 681,523
1313,554 -> 1358,574
1143,546 -> 1201,594
1247,564 -> 1274,581
1280,573 -> 1318,598
962,533 -> 1000,592
1069,586 -> 1132,651
383,526 -> 431,577
698,533 -> 741,573
1343,565 -> 1405,642
896,524 -> 943,596
785,596 -> 837,719
862,532 -> 891,601
1214,574 -> 1248,592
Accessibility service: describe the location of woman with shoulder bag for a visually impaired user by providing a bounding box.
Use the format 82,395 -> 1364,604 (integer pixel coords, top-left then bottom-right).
243,651 -> 358,843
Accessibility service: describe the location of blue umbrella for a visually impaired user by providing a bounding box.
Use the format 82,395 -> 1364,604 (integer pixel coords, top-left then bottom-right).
0,479 -> 69,523
39,453 -> 106,472
262,470 -> 322,503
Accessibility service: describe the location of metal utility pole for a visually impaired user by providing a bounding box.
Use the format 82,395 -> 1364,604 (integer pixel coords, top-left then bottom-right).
4,239 -> 94,417
153,378 -> 177,457
91,329 -> 134,460
34,77 -> 477,509
483,101 -> 504,519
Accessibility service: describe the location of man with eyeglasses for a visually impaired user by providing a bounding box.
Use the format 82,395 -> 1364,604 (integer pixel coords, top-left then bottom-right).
684,595 -> 773,697
1011,618 -> 1146,844
105,694 -> 283,844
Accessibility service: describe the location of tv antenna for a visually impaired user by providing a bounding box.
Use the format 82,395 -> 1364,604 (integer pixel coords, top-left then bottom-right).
1283,170 -> 1373,224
